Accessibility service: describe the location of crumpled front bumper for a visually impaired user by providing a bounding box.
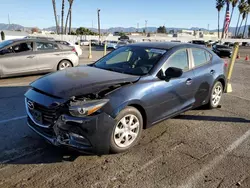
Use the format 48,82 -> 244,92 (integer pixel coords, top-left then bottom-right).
27,112 -> 116,154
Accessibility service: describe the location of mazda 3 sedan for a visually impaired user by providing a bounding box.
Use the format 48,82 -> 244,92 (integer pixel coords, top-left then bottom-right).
25,42 -> 226,154
0,39 -> 79,78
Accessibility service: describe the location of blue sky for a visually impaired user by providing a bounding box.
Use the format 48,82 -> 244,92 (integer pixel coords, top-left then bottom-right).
0,0 -> 241,29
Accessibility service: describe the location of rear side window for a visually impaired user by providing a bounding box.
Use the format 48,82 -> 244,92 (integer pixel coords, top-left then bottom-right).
192,49 -> 211,67
165,49 -> 189,71
36,42 -> 58,51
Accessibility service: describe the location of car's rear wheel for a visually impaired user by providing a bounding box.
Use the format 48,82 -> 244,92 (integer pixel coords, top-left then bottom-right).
110,106 -> 143,153
58,60 -> 73,71
207,81 -> 223,109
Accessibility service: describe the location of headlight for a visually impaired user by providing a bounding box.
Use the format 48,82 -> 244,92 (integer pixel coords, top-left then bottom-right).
69,99 -> 109,117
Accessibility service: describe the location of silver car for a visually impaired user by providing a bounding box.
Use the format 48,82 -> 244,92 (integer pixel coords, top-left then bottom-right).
0,39 -> 79,78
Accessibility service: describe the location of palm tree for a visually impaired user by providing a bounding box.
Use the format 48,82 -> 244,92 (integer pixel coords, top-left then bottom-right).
242,1 -> 250,37
216,0 -> 226,38
61,0 -> 65,34
230,0 -> 239,26
235,0 -> 246,36
64,0 -> 74,34
237,1 -> 248,36
52,0 -> 59,34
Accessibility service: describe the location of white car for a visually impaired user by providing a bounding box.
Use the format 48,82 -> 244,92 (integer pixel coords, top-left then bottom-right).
79,40 -> 89,46
107,41 -> 118,49
55,40 -> 83,56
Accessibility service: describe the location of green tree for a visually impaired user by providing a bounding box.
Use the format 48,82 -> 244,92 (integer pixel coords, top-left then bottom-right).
1,31 -> 5,41
65,0 -> 74,34
61,0 -> 65,34
243,0 -> 250,38
237,1 -> 248,36
216,0 -> 225,38
75,27 -> 98,35
235,0 -> 246,36
52,0 -> 59,34
157,26 -> 167,33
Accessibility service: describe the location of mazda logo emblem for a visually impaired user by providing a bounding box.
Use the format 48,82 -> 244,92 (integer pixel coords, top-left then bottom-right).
27,101 -> 34,110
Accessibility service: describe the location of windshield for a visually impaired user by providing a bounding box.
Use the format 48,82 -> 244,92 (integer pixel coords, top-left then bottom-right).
93,46 -> 167,76
0,40 -> 13,49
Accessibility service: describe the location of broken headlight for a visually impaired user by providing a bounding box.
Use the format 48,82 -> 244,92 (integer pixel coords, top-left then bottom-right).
69,99 -> 109,117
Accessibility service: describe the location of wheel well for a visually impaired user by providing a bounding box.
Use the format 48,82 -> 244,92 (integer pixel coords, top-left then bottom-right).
218,78 -> 225,90
129,104 -> 147,129
57,59 -> 73,70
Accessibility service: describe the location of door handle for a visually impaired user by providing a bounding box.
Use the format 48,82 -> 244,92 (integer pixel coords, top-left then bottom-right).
27,56 -> 35,59
186,78 -> 192,85
210,70 -> 215,74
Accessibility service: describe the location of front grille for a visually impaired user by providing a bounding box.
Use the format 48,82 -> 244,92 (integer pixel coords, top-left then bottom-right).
27,99 -> 67,126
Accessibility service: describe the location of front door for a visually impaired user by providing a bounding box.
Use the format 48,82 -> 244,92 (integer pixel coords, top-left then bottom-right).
149,49 -> 196,123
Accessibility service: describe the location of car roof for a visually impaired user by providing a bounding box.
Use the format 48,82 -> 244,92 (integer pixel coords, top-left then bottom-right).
128,42 -> 204,50
6,38 -> 57,43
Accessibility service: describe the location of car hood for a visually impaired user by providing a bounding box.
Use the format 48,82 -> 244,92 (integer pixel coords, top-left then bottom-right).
30,66 -> 140,99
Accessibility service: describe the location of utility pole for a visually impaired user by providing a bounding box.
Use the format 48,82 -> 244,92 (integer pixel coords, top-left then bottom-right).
8,14 -> 10,28
92,20 -> 94,28
97,9 -> 101,45
207,24 -> 210,31
137,23 -> 139,32
145,20 -> 148,35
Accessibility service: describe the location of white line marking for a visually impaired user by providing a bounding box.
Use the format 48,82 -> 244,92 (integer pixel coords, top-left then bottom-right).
178,128 -> 250,188
0,116 -> 26,124
228,94 -> 250,101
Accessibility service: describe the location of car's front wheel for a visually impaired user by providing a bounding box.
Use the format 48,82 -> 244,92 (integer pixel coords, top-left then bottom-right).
58,60 -> 73,71
208,81 -> 223,109
110,106 -> 143,153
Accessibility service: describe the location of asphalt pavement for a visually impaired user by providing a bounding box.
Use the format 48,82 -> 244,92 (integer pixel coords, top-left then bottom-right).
0,49 -> 250,188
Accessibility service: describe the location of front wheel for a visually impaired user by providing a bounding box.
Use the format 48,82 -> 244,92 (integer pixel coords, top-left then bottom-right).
57,60 -> 73,71
110,106 -> 143,153
207,81 -> 223,109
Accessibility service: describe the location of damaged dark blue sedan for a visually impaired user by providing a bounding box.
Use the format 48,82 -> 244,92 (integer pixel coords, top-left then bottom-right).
25,42 -> 226,154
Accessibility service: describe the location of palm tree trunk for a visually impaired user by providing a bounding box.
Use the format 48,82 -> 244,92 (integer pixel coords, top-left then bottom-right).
218,11 -> 220,39
235,13 -> 241,37
52,0 -> 59,34
243,14 -> 249,38
64,1 -> 73,34
61,0 -> 65,34
229,7 -> 235,26
238,17 -> 245,36
69,10 -> 72,34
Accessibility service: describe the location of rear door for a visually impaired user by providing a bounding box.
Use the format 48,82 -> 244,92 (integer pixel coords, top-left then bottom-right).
190,48 -> 215,107
0,41 -> 37,75
34,41 -> 63,71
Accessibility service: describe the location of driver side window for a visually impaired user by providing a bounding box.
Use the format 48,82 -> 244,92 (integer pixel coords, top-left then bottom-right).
106,50 -> 132,64
162,49 -> 189,74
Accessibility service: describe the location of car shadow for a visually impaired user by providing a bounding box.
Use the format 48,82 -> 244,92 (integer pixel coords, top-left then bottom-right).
175,114 -> 250,123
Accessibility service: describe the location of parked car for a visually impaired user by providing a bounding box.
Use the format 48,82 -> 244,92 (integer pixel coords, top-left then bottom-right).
212,44 -> 232,58
118,35 -> 129,40
0,39 -> 79,78
25,42 -> 226,154
191,40 -> 206,47
223,42 -> 234,48
107,41 -> 118,49
55,40 -> 82,56
115,41 -> 128,49
75,40 -> 89,46
24,36 -> 55,41
90,39 -> 99,46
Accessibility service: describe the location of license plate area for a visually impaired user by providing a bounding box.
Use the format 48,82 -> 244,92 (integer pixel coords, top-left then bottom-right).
30,109 -> 43,124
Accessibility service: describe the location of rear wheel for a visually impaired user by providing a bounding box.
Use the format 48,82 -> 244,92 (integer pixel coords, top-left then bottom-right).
110,107 -> 143,153
207,81 -> 223,109
58,60 -> 72,71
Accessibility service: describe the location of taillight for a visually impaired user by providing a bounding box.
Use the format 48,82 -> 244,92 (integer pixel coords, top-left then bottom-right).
72,48 -> 78,56
223,59 -> 228,67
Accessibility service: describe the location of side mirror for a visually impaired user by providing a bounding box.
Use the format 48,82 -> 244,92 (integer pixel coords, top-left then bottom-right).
164,67 -> 183,81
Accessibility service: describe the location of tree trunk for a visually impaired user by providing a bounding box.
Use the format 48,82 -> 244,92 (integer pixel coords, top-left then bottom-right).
235,13 -> 241,37
218,11 -> 220,39
243,14 -> 249,38
238,17 -> 245,36
229,7 -> 234,26
69,9 -> 72,34
61,0 -> 65,34
64,1 -> 73,35
52,0 -> 59,34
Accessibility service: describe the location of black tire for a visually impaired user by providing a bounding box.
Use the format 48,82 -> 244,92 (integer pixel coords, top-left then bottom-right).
57,60 -> 73,71
110,106 -> 143,153
207,81 -> 223,109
